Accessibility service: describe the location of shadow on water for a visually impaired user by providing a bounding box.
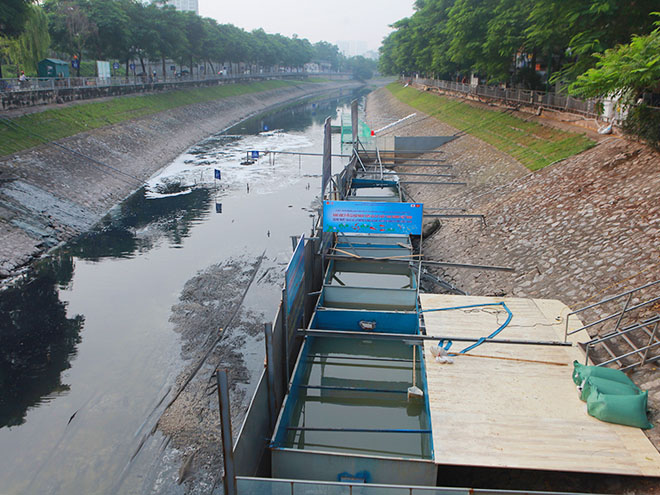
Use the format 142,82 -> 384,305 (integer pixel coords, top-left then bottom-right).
0,254 -> 84,428
230,89 -> 371,135
0,87 -> 372,491
70,187 -> 212,260
0,187 -> 212,428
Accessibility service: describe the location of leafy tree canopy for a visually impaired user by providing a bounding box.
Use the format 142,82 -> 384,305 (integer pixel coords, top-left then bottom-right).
379,0 -> 659,88
0,0 -> 32,38
569,14 -> 660,101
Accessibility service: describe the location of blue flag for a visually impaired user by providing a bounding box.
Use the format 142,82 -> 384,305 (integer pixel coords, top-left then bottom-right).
215,203 -> 222,213
251,151 -> 259,159
214,169 -> 221,180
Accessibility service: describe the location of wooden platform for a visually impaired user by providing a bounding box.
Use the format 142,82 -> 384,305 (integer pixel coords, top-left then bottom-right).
420,294 -> 660,476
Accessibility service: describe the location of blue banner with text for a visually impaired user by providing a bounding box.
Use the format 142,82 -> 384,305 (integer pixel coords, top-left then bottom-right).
323,200 -> 424,235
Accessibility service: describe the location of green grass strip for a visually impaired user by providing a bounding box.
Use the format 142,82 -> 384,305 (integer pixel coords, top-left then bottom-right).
387,82 -> 595,171
0,79 -> 314,157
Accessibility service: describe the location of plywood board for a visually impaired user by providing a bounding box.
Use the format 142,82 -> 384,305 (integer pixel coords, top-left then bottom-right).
420,294 -> 660,476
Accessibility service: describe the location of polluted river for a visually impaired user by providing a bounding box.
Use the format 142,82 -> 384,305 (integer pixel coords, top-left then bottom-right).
0,89 -> 368,494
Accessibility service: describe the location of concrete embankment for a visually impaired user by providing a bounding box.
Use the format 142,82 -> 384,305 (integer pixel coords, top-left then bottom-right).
366,86 -> 660,449
0,80 -> 361,279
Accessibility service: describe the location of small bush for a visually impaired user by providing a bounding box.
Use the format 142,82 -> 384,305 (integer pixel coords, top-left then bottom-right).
622,103 -> 660,149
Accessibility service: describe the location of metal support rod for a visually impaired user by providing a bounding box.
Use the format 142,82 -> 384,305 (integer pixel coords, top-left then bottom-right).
400,181 -> 467,185
281,288 -> 291,391
359,153 -> 445,160
290,235 -> 299,252
567,296 -> 660,336
597,340 -> 660,367
298,384 -> 407,394
376,146 -> 383,180
352,147 -> 367,172
621,354 -> 660,371
377,163 -> 452,168
286,427 -> 432,433
299,328 -> 573,346
264,323 -> 277,430
585,316 -> 660,345
369,172 -> 457,178
566,279 -> 660,315
250,150 -> 351,157
641,321 -> 659,365
216,369 -> 237,495
306,354 -> 413,363
323,253 -> 515,272
423,214 -> 484,219
612,292 -> 633,334
424,207 -> 468,211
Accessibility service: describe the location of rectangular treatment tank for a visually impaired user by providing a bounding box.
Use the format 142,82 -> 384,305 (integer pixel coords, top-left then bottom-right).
271,336 -> 433,461
310,307 -> 419,334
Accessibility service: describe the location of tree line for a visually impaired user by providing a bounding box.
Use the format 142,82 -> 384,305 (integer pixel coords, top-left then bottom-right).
0,0 -> 376,80
379,0 -> 658,90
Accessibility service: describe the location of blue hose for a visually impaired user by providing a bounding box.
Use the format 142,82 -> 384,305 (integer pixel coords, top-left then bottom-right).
421,302 -> 513,354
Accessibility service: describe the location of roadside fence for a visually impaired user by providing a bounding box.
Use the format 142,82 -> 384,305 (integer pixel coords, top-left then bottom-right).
0,71 -> 351,95
414,77 -> 603,119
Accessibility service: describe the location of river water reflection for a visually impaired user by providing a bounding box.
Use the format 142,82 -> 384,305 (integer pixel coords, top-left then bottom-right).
0,89 -> 368,494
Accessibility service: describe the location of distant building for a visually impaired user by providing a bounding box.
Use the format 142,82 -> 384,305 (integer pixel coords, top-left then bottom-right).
337,40 -> 368,58
155,0 -> 199,14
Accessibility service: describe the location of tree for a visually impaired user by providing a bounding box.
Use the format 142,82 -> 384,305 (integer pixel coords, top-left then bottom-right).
200,17 -> 223,73
218,23 -> 250,72
44,0 -> 97,76
0,0 -> 32,38
313,41 -> 340,70
569,14 -> 660,147
483,0 -> 532,82
13,4 -> 51,74
345,55 -> 377,81
153,5 -> 188,80
87,0 -> 130,68
526,0 -> 659,86
379,0 -> 659,88
569,15 -> 660,100
378,0 -> 457,78
181,11 -> 204,75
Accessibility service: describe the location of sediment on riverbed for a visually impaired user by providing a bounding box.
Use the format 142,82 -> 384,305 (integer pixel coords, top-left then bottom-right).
0,80 -> 362,279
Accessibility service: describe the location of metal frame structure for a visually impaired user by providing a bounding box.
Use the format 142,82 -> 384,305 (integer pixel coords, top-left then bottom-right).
565,280 -> 660,370
236,476 -> 605,495
219,96 -> 644,495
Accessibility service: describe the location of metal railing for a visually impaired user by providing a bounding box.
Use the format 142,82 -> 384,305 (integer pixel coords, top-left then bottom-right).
564,280 -> 660,370
415,78 -> 601,119
0,71 -> 350,94
236,476 -> 598,495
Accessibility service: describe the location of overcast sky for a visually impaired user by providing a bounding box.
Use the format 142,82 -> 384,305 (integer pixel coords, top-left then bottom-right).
199,0 -> 415,52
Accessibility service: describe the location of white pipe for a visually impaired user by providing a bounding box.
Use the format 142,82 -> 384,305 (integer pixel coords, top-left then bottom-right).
373,113 -> 416,135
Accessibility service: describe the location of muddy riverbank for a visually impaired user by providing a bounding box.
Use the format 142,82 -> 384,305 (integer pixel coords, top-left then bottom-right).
0,80 -> 362,280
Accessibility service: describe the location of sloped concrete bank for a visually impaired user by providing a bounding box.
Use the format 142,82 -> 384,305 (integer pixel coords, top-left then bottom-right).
366,87 -> 660,464
0,80 -> 361,279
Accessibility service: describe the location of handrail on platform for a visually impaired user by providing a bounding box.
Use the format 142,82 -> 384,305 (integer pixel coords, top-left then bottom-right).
564,280 -> 660,370
236,476 -> 600,495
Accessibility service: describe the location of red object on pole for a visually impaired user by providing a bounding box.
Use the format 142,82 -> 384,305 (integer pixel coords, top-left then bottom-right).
371,130 -> 375,136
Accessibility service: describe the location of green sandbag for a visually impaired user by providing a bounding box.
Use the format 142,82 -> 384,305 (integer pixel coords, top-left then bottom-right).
580,376 -> 641,402
587,390 -> 653,429
572,360 -> 636,387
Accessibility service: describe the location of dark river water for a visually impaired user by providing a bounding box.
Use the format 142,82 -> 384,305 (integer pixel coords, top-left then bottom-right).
0,88 -> 369,494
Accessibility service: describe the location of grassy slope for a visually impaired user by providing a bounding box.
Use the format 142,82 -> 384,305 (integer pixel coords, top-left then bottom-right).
0,79 -> 312,157
387,83 -> 595,171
